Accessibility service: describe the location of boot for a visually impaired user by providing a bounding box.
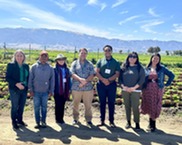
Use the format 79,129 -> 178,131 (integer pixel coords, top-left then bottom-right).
135,123 -> 140,129
151,120 -> 156,132
148,118 -> 152,130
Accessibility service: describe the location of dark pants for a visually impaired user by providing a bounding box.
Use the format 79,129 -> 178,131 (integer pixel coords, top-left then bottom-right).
97,81 -> 117,123
9,89 -> 27,124
54,94 -> 66,122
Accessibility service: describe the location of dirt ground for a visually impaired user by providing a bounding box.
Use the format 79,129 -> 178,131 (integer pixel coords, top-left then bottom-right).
0,100 -> 182,145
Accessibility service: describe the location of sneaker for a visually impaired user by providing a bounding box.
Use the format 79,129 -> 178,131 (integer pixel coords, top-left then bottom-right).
13,123 -> 19,129
56,120 -> 65,124
34,123 -> 41,129
18,121 -> 28,126
97,121 -> 105,127
110,122 -> 116,128
125,121 -> 131,129
41,122 -> 47,128
87,121 -> 93,126
72,120 -> 78,125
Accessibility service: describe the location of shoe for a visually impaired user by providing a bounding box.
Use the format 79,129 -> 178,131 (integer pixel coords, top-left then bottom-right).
56,120 -> 65,124
18,121 -> 28,126
110,122 -> 116,128
135,123 -> 140,129
41,122 -> 47,128
13,123 -> 19,129
87,121 -> 93,126
125,121 -> 131,129
72,120 -> 78,125
97,121 -> 105,127
34,123 -> 41,129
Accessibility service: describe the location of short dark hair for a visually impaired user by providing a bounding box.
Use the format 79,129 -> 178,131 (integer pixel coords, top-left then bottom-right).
103,45 -> 113,51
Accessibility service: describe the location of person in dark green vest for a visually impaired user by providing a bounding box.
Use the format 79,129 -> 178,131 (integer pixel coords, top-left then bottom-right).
6,49 -> 29,130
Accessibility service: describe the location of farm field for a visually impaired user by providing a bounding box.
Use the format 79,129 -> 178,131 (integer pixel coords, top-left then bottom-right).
0,49 -> 182,145
0,49 -> 182,107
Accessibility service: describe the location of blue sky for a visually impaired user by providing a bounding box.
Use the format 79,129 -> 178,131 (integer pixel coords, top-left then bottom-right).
0,0 -> 182,41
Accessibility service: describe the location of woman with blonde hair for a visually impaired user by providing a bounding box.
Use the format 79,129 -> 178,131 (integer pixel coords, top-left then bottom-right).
6,49 -> 29,129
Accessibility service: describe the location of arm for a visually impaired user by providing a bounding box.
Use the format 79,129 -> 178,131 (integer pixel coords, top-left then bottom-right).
28,65 -> 34,96
49,67 -> 55,96
164,67 -> 175,87
95,67 -> 110,86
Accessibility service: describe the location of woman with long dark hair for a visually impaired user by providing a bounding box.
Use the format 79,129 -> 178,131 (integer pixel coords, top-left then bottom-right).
141,53 -> 175,132
119,52 -> 145,129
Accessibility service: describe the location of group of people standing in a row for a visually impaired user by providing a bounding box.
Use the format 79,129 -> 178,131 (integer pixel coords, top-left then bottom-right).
6,45 -> 175,132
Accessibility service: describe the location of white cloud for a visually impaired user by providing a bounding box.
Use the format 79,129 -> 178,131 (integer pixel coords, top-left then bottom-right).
119,15 -> 141,25
148,8 -> 159,17
141,20 -> 164,33
0,0 -> 111,38
87,0 -> 98,5
119,10 -> 128,15
112,0 -> 127,8
173,24 -> 182,33
20,17 -> 33,22
53,0 -> 76,12
87,0 -> 107,11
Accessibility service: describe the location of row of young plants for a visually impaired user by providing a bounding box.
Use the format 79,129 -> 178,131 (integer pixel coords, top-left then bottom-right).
0,49 -> 182,108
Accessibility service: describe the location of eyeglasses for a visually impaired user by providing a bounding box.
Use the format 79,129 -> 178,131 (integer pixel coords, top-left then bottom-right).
104,49 -> 111,52
129,55 -> 137,59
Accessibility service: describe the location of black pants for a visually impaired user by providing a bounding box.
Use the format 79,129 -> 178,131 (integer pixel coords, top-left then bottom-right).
54,94 -> 66,122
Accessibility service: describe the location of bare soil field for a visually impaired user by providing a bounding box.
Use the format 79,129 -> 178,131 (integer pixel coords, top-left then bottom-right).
0,99 -> 182,145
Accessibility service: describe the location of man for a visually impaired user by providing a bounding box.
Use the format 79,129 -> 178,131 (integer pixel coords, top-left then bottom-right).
70,48 -> 95,126
29,50 -> 55,128
96,45 -> 120,128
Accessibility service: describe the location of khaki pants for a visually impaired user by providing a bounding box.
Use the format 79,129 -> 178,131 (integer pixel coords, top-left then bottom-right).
122,91 -> 140,123
72,90 -> 93,122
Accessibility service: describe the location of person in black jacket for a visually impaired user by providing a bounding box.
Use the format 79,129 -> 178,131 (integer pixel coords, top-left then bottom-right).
54,54 -> 71,124
6,49 -> 29,129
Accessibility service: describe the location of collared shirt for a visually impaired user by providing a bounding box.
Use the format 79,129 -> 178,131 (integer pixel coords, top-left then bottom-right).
70,59 -> 95,91
96,57 -> 120,79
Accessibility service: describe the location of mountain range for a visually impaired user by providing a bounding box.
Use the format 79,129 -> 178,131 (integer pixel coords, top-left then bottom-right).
0,28 -> 182,53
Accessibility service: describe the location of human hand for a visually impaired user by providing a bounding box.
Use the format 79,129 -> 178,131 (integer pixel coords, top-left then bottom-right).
16,83 -> 24,90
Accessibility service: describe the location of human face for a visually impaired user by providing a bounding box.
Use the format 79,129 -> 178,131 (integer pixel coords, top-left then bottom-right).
57,59 -> 65,65
152,55 -> 160,66
79,49 -> 87,61
40,54 -> 48,64
104,47 -> 112,58
15,52 -> 25,65
128,54 -> 137,65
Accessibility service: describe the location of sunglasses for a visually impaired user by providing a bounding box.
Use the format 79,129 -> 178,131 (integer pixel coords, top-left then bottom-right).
104,49 -> 111,52
129,55 -> 137,58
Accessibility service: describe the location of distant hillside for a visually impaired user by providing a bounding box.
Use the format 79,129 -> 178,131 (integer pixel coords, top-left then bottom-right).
0,28 -> 182,52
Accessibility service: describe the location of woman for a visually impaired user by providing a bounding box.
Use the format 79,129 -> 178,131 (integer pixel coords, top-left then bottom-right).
141,53 -> 175,132
6,49 -> 29,129
54,54 -> 71,124
119,52 -> 145,129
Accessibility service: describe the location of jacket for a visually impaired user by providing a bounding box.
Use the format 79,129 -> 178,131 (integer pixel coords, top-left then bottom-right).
6,62 -> 29,91
28,61 -> 55,94
143,65 -> 175,89
54,64 -> 71,99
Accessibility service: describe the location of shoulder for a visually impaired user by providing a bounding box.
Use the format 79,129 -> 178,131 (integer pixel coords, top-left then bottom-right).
23,63 -> 29,68
71,60 -> 77,66
86,60 -> 94,66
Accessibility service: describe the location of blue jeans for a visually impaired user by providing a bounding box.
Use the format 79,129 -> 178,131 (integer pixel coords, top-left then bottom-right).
9,89 -> 27,124
97,81 -> 117,123
33,92 -> 48,124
